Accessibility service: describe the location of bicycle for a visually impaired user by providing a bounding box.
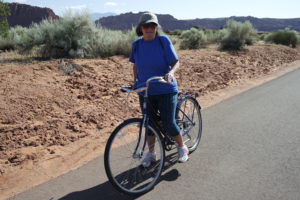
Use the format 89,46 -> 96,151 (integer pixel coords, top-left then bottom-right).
104,76 -> 202,195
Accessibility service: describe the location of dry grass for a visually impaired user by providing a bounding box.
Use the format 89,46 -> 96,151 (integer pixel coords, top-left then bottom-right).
0,51 -> 38,64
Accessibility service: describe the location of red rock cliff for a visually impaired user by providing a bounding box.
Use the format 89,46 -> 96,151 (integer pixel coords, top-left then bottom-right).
7,3 -> 59,27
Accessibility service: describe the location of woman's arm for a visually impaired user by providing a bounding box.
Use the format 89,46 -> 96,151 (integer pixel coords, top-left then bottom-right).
132,63 -> 137,86
164,60 -> 180,83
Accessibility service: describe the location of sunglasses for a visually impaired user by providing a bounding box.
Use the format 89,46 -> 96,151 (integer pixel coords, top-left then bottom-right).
141,23 -> 157,29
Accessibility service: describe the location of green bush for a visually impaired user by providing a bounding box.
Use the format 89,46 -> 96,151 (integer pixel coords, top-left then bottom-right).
220,20 -> 256,50
169,35 -> 178,45
259,33 -> 268,41
91,27 -> 136,58
179,28 -> 207,49
265,29 -> 298,48
214,29 -> 228,44
0,0 -> 10,38
204,29 -> 217,44
0,26 -> 29,50
11,11 -> 137,58
0,36 -> 14,50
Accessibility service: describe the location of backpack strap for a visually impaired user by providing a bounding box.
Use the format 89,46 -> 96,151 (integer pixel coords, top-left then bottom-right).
158,35 -> 169,64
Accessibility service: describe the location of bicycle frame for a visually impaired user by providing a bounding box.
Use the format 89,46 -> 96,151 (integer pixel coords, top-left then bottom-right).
121,76 -> 198,157
132,76 -> 165,159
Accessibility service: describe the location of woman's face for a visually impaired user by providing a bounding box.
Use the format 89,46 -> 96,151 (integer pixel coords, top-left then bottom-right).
141,23 -> 158,41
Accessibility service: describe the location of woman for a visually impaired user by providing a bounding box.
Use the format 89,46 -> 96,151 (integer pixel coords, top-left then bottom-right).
129,12 -> 189,167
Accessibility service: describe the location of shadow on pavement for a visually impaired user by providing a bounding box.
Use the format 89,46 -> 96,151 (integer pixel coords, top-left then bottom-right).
59,152 -> 180,200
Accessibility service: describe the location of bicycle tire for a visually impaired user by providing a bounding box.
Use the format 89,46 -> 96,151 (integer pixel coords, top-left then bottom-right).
104,118 -> 165,195
177,96 -> 202,153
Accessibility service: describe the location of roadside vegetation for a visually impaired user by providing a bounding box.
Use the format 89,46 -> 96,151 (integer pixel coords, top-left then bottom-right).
219,20 -> 256,50
0,11 -> 299,59
0,11 -> 137,58
179,28 -> 207,49
264,29 -> 299,48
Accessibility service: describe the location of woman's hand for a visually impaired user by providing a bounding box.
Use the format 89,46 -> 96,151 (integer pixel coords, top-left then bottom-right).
164,73 -> 174,83
164,61 -> 179,83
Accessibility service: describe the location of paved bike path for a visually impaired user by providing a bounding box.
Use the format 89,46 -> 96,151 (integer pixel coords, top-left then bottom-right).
12,67 -> 300,200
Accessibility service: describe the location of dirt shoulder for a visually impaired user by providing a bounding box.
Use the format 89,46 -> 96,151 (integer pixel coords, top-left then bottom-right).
1,44 -> 300,199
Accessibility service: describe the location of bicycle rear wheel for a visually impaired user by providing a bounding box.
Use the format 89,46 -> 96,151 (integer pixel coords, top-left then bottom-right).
177,96 -> 202,153
104,118 -> 165,195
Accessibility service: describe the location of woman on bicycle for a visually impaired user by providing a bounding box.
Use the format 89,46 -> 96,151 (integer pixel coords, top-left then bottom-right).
129,12 -> 189,166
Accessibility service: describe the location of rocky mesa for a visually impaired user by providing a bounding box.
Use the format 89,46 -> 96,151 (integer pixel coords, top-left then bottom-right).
7,3 -> 59,28
96,12 -> 300,31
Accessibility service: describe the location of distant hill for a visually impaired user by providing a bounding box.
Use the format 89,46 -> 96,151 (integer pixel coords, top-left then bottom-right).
7,3 -> 59,27
5,4 -> 300,32
95,12 -> 192,30
96,12 -> 300,32
91,12 -> 116,21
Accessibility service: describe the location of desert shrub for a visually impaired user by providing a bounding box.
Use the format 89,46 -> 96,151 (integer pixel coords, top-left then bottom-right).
204,29 -> 230,44
169,35 -> 178,45
220,20 -> 256,50
0,36 -> 14,50
59,60 -> 83,75
245,36 -> 256,45
91,27 -> 137,57
214,29 -> 228,44
258,33 -> 267,41
265,29 -> 298,48
13,11 -> 137,58
12,11 -> 95,57
0,26 -> 29,50
179,28 -> 207,49
204,29 -> 217,44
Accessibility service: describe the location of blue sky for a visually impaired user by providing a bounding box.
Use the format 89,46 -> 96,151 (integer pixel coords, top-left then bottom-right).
4,0 -> 300,19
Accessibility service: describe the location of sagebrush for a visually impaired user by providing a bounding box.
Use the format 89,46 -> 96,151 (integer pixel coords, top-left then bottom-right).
265,29 -> 299,48
220,20 -> 256,50
179,28 -> 207,49
2,11 -> 137,58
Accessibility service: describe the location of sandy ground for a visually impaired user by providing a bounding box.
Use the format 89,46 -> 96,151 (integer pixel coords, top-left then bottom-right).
0,44 -> 300,199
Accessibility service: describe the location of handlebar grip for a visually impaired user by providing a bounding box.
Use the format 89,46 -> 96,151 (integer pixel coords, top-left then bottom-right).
121,85 -> 133,92
157,79 -> 167,83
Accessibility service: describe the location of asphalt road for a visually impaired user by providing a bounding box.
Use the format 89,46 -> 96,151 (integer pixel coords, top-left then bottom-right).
11,68 -> 300,200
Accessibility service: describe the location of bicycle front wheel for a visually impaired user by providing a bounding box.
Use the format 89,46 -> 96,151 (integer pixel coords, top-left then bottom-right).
177,96 -> 202,153
104,118 -> 165,195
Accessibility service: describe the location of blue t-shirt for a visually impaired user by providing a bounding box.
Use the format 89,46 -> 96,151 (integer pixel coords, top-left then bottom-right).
129,35 -> 179,95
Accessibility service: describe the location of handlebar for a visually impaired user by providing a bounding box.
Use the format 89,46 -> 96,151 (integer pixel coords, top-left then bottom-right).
121,76 -> 167,93
120,76 -> 169,112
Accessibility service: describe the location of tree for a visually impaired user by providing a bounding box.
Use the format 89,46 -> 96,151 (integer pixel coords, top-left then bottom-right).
0,0 -> 10,37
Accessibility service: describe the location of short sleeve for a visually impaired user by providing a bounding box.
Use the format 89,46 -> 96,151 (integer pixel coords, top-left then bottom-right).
160,35 -> 178,65
129,42 -> 136,63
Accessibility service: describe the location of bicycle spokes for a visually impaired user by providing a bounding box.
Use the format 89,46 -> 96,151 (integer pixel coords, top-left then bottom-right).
104,119 -> 165,195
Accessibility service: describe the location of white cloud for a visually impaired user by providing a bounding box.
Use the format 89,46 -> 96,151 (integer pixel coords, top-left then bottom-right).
65,4 -> 87,10
105,2 -> 118,6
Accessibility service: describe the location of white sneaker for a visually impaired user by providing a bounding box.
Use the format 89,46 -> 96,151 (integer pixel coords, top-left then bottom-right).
178,145 -> 189,163
142,152 -> 156,167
